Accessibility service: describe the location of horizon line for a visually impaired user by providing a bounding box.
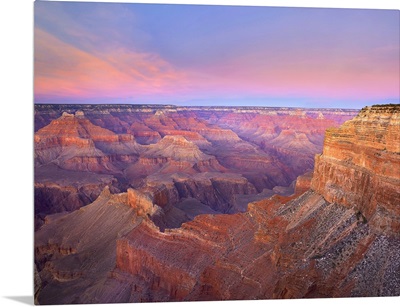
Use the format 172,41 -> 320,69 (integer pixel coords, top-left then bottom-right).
33,102 -> 373,111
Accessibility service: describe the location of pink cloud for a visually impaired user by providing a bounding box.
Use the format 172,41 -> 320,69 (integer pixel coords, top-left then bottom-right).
35,26 -> 399,103
34,28 -> 188,101
191,45 -> 399,100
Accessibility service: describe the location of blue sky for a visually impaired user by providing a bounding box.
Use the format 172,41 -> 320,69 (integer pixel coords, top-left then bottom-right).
34,1 -> 399,108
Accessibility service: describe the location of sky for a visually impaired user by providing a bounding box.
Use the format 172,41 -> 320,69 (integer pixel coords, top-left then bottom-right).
34,1 -> 399,108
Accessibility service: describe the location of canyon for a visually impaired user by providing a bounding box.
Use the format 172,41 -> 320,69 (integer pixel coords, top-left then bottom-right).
34,104 -> 356,229
34,104 -> 399,304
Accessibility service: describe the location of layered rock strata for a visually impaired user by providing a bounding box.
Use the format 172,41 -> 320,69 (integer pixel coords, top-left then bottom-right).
34,111 -> 142,172
311,104 -> 400,234
35,187 -> 141,304
34,105 -> 356,222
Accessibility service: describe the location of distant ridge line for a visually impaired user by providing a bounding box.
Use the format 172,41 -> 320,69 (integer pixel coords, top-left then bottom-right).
34,103 -> 360,112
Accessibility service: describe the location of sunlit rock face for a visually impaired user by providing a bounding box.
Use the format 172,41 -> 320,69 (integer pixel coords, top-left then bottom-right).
311,104 -> 400,234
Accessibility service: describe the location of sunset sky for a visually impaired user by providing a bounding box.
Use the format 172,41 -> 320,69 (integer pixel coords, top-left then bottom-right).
34,1 -> 399,108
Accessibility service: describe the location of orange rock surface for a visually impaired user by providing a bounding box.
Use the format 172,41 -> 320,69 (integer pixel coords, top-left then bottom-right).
311,104 -> 400,234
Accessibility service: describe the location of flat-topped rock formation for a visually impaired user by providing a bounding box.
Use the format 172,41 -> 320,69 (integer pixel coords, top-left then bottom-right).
34,103 -> 358,131
145,135 -> 213,162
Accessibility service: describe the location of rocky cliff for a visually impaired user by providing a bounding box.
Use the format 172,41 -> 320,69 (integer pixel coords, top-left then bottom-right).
311,104 -> 400,234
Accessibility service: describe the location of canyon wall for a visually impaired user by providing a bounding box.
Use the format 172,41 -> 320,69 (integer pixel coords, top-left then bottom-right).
311,104 -> 400,234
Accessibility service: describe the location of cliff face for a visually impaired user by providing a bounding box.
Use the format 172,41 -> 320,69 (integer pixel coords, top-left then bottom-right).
311,105 -> 400,234
34,164 -> 121,230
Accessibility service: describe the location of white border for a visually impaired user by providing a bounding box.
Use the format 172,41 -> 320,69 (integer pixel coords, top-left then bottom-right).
0,1 -> 398,307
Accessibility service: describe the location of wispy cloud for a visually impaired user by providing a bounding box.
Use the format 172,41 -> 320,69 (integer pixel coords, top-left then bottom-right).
34,28 -> 188,102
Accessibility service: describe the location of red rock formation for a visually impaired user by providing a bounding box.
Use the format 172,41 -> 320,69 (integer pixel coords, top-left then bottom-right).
34,105 -> 356,200
145,135 -> 210,162
35,111 -> 141,172
124,135 -> 226,179
35,111 -> 118,143
116,218 -> 221,300
129,122 -> 162,144
311,104 -> 400,234
127,188 -> 153,217
137,172 -> 257,219
295,171 -> 313,194
85,110 -> 131,134
34,164 -> 120,230
157,129 -> 210,145
34,187 -> 141,304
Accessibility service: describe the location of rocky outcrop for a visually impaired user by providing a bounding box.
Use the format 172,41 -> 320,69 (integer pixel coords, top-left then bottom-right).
268,191 -> 400,299
124,135 -> 226,179
34,111 -> 142,173
311,104 -> 400,234
114,189 -> 400,302
145,135 -> 212,162
295,171 -> 313,195
34,187 -> 141,305
127,188 -> 153,217
112,194 -> 288,302
127,173 -> 258,230
207,110 -> 353,185
178,176 -> 253,212
156,129 -> 211,147
115,218 -> 221,300
34,182 -> 103,230
129,122 -> 161,144
34,164 -> 120,230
